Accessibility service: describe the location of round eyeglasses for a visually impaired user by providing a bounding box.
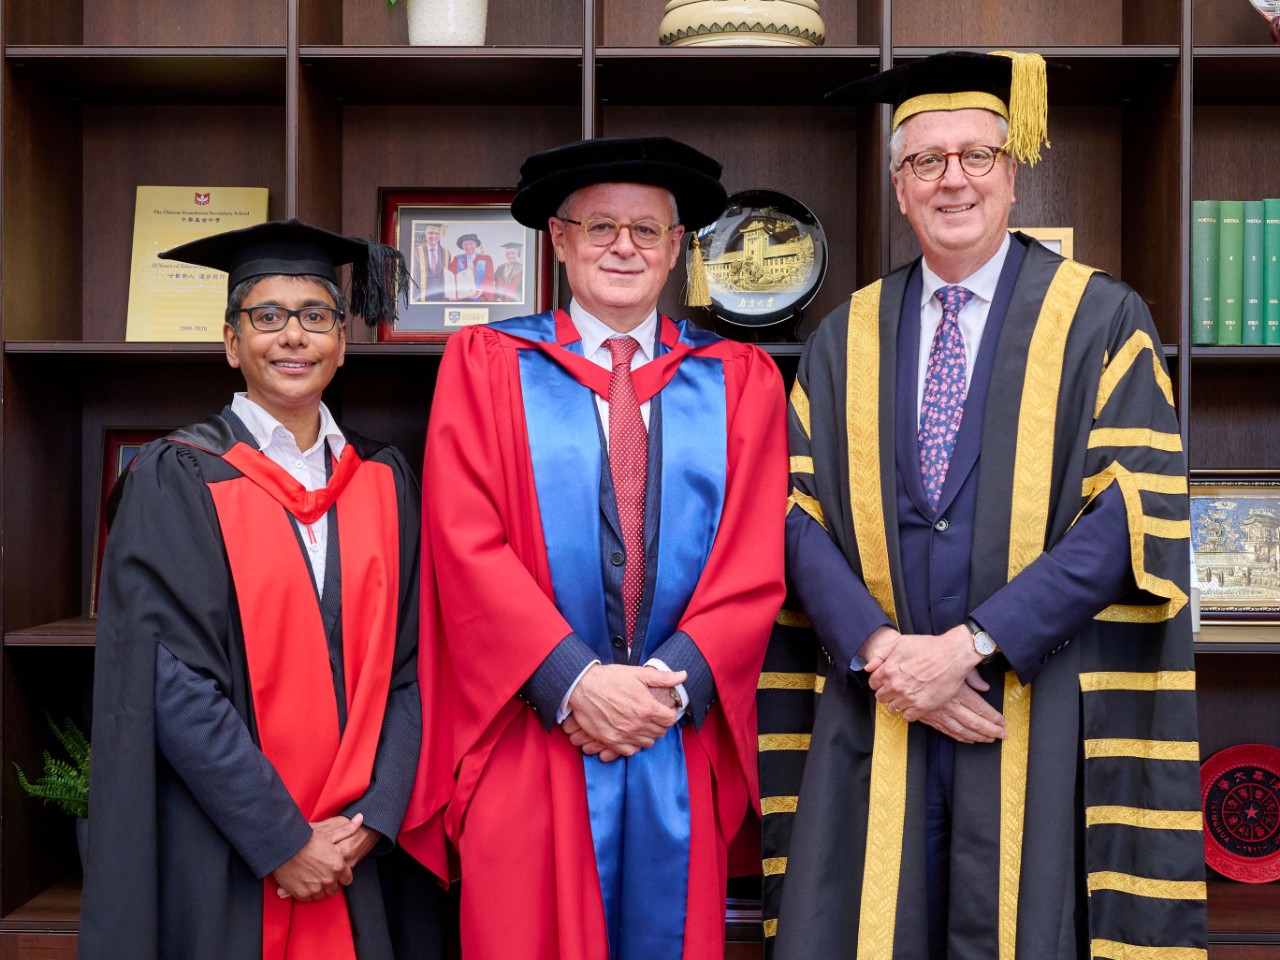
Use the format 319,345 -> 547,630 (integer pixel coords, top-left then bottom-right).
899,145 -> 1006,182
559,216 -> 676,249
237,304 -> 345,334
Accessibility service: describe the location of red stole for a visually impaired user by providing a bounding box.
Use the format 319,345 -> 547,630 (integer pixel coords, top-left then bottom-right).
208,442 -> 400,960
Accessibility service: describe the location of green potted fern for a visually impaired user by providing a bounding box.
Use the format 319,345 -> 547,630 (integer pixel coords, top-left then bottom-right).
14,714 -> 90,869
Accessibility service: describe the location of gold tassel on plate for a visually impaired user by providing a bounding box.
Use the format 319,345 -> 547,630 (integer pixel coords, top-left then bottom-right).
687,232 -> 711,308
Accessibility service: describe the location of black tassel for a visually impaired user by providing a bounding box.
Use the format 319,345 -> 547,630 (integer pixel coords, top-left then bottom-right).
351,240 -> 409,328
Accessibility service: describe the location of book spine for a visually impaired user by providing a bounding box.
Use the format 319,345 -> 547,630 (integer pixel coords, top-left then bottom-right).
1217,200 -> 1245,345
1191,200 -> 1220,345
1243,200 -> 1265,344
1266,198 -> 1280,345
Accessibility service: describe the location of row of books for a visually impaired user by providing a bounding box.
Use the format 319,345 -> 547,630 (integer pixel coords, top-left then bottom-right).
1191,199 -> 1280,345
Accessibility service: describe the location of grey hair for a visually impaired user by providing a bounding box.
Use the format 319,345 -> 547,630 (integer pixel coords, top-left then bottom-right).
224,274 -> 347,334
889,114 -> 1010,173
556,187 -> 680,225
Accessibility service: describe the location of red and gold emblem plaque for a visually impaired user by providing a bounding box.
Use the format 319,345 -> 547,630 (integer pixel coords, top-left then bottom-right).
1201,743 -> 1280,883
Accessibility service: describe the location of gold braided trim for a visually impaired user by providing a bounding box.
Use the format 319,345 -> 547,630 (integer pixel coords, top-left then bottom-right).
1094,602 -> 1181,623
761,795 -> 799,816
774,609 -> 813,628
790,379 -> 812,439
1085,806 -> 1203,831
1095,329 -> 1174,420
1081,470 -> 1187,497
789,490 -> 826,527
759,734 -> 811,751
1087,427 -> 1183,452
1144,516 -> 1191,539
763,857 -> 788,876
1092,940 -> 1207,960
999,260 -> 1095,960
845,283 -> 907,960
758,671 -> 818,690
1087,871 -> 1206,901
790,455 -> 815,475
1084,739 -> 1199,761
1079,671 -> 1196,692
764,919 -> 778,938
893,91 -> 1008,130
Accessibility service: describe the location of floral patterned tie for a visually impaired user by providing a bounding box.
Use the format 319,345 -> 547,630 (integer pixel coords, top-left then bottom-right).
918,285 -> 974,511
607,336 -> 647,646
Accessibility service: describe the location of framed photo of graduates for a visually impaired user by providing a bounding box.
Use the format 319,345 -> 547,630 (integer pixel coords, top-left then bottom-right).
378,189 -> 554,342
1015,226 -> 1074,258
1190,470 -> 1280,623
90,428 -> 170,616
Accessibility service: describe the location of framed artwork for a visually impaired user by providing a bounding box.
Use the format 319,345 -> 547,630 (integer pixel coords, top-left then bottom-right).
1190,470 -> 1280,623
378,189 -> 554,341
1015,226 -> 1074,259
90,428 -> 169,616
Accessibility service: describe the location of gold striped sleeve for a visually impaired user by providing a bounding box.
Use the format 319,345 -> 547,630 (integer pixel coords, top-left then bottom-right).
762,857 -> 788,876
1087,871 -> 1206,900
764,919 -> 778,938
1081,470 -> 1188,497
1095,602 -> 1183,623
1144,516 -> 1190,539
774,609 -> 812,628
1087,427 -> 1183,452
761,795 -> 798,815
790,455 -> 815,475
1079,671 -> 1196,692
1092,941 -> 1206,960
1084,739 -> 1199,761
790,379 -> 811,439
758,671 -> 818,690
1094,329 -> 1175,419
1085,806 -> 1203,831
759,734 -> 811,751
789,490 -> 826,527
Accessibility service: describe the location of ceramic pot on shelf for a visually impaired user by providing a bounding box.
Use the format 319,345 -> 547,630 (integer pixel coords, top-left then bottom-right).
406,0 -> 488,46
659,0 -> 826,47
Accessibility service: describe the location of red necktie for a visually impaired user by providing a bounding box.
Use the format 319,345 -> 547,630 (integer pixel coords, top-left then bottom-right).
607,336 -> 648,646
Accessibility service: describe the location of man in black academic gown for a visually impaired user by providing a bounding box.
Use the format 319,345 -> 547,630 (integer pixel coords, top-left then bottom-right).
761,51 -> 1207,960
80,221 -> 440,960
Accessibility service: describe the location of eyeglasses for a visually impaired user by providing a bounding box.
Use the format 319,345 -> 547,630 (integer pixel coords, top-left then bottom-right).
237,304 -> 344,333
899,145 -> 1005,182
559,216 -> 675,249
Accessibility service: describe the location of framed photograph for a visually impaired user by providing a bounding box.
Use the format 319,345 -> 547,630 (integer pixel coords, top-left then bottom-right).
90,428 -> 169,616
1190,470 -> 1280,623
1015,226 -> 1074,259
378,189 -> 554,341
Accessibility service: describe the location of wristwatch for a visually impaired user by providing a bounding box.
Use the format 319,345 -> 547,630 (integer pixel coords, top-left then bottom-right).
965,618 -> 1000,662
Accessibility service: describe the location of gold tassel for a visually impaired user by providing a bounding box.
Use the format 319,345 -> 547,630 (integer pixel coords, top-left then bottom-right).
687,232 -> 711,308
989,50 -> 1049,166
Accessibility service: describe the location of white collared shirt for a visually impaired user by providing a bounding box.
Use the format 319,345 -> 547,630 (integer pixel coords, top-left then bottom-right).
569,299 -> 657,438
915,232 -> 1012,419
230,393 -> 346,597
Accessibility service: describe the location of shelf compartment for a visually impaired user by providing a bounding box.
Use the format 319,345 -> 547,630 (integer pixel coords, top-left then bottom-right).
1194,50 -> 1280,105
4,619 -> 95,648
0,876 -> 81,933
1196,622 -> 1280,653
300,47 -> 584,105
891,1 -> 1178,46
595,47 -> 881,106
4,47 -> 286,104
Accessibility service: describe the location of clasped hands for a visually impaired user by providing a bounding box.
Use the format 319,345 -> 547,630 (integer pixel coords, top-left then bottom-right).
272,812 -> 381,902
862,625 -> 1006,744
561,663 -> 686,762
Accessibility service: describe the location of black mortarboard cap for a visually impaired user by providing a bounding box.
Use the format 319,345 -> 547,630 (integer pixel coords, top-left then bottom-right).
511,136 -> 728,231
828,50 -> 1066,165
160,218 -> 407,327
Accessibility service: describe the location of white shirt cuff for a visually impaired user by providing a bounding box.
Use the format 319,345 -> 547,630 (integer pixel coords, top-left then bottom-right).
556,660 -> 600,724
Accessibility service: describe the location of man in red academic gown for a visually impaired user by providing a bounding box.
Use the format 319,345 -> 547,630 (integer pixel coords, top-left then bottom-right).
399,137 -> 788,959
80,221 -> 441,960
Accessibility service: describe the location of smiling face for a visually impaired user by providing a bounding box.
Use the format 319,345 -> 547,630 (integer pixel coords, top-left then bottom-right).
548,182 -> 683,333
461,239 -> 478,255
892,108 -> 1017,282
425,226 -> 441,248
223,275 -> 345,430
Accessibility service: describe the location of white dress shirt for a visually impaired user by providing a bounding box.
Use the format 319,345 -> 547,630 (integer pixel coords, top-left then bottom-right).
230,393 -> 345,597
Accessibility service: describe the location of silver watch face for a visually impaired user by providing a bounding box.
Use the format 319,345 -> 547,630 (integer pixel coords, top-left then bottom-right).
972,629 -> 997,657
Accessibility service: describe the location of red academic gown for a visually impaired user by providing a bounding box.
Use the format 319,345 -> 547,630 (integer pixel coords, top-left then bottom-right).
401,311 -> 787,959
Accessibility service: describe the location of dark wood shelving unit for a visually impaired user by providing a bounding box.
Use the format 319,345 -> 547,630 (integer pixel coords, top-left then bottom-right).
2,0 -> 1278,956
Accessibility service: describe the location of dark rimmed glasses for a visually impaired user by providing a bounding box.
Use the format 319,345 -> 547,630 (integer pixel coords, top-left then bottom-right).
899,145 -> 1006,182
559,216 -> 676,249
237,304 -> 345,333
